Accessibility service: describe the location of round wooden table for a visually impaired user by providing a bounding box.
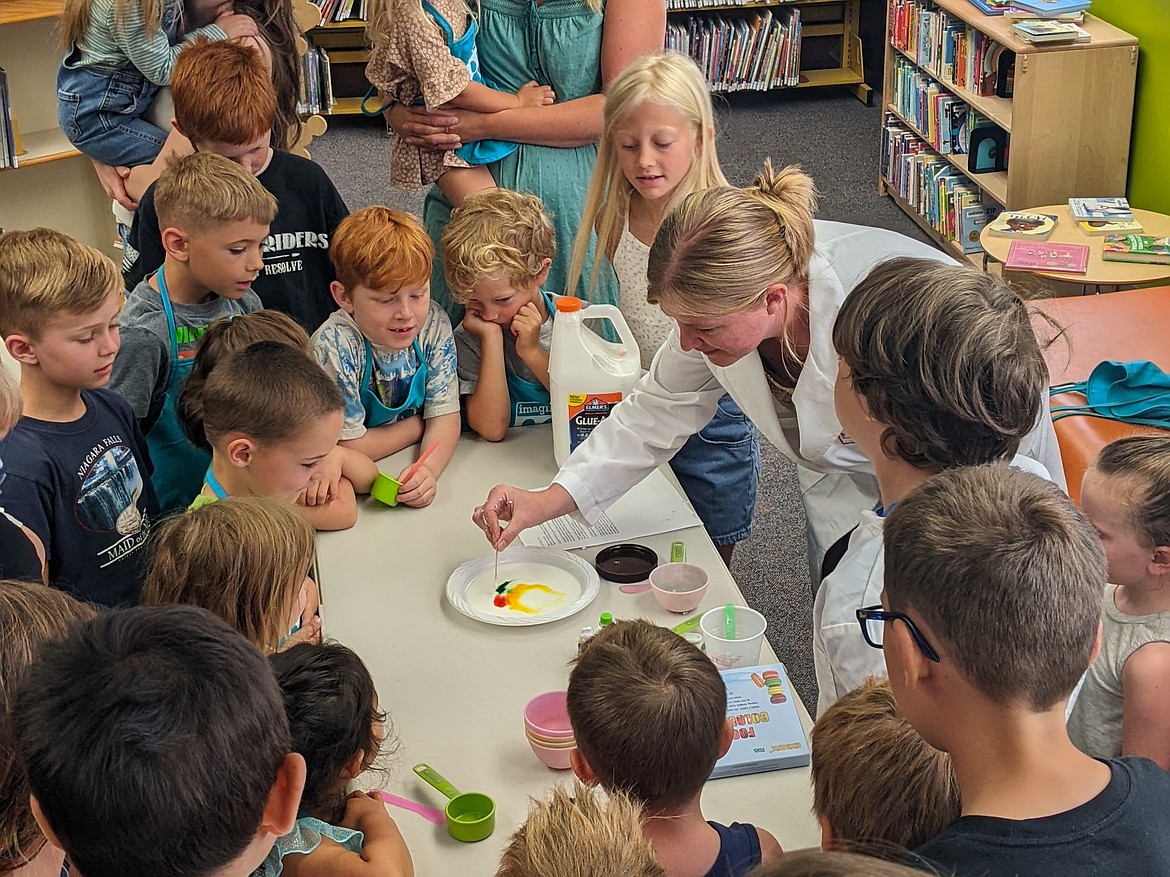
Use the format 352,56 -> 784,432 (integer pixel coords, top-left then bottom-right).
980,205 -> 1170,290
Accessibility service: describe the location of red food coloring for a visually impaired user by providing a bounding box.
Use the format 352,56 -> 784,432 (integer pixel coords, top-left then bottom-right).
493,594 -> 508,608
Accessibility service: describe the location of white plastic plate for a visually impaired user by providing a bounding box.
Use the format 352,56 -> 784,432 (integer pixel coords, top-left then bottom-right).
445,547 -> 600,627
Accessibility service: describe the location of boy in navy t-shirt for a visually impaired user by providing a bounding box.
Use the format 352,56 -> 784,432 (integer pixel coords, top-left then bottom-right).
0,229 -> 158,606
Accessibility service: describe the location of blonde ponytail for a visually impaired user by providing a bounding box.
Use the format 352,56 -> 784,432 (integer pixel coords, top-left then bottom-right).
647,160 -> 818,319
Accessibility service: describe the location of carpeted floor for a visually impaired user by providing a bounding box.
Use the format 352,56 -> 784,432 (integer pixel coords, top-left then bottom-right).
310,87 -> 934,711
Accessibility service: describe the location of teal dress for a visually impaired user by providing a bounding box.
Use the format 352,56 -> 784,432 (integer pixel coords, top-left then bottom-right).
424,0 -> 618,322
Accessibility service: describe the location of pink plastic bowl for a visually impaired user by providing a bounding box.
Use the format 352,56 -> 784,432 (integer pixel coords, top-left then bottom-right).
523,690 -> 573,738
649,563 -> 709,614
527,736 -> 574,770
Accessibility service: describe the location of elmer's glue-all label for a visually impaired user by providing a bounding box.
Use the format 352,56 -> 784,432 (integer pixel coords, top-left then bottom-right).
549,297 -> 640,466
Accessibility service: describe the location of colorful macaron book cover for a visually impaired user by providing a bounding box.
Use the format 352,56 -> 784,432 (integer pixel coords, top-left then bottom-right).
710,663 -> 810,779
1101,235 -> 1170,265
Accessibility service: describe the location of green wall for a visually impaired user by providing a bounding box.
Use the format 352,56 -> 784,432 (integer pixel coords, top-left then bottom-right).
1091,1 -> 1170,213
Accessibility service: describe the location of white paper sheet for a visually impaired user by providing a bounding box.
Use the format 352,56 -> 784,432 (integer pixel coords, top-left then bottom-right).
518,469 -> 703,551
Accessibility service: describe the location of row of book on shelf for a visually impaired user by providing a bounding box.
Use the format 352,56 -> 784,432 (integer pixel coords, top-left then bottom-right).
665,7 -> 801,92
298,47 -> 336,116
311,0 -> 366,27
890,0 -> 1016,98
0,68 -> 22,169
890,56 -> 1006,164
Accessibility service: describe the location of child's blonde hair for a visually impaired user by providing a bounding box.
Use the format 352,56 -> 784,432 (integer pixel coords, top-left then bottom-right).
330,206 -> 433,293
441,190 -> 556,303
0,582 -> 94,872
647,160 -> 818,321
0,368 -> 22,434
811,677 -> 959,853
1092,435 -> 1170,549
496,783 -> 665,877
0,228 -> 122,339
179,340 -> 342,453
61,0 -> 164,49
567,51 -> 728,297
142,496 -> 315,650
154,152 -> 278,234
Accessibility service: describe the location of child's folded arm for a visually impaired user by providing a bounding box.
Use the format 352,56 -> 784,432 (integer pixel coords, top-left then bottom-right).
340,415 -> 425,463
297,477 -> 358,531
461,330 -> 511,442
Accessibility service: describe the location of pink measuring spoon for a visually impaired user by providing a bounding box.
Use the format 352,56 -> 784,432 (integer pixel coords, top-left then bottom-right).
377,790 -> 447,825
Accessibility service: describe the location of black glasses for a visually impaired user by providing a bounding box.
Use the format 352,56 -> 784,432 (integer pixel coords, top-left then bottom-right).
855,604 -> 941,663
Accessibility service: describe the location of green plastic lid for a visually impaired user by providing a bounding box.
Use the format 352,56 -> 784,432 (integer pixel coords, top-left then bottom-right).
599,612 -> 614,627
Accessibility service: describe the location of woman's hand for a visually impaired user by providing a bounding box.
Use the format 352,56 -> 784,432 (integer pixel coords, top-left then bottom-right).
472,484 -> 576,551
385,102 -> 462,152
90,160 -> 137,211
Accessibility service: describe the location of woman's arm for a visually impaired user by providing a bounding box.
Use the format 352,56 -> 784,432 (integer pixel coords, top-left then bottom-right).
387,0 -> 664,151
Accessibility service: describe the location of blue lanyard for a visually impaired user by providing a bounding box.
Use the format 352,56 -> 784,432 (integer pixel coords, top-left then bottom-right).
205,467 -> 229,499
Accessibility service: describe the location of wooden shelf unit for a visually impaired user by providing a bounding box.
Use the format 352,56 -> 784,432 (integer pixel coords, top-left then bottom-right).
666,0 -> 871,103
305,19 -> 372,116
879,0 -> 1138,263
0,9 -> 116,252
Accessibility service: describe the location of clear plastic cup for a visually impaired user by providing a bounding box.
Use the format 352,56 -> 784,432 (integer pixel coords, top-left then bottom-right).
699,606 -> 767,670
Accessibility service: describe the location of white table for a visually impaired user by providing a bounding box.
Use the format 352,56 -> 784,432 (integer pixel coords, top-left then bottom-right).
315,426 -> 819,874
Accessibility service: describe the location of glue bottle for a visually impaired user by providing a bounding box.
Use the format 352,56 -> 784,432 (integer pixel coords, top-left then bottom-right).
549,297 -> 640,466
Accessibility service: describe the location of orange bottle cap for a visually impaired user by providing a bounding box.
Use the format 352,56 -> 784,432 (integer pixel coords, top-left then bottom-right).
555,296 -> 582,313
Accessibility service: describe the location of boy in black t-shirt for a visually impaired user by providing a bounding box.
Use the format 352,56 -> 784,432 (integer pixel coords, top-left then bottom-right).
872,465 -> 1170,876
0,229 -> 159,606
122,39 -> 349,333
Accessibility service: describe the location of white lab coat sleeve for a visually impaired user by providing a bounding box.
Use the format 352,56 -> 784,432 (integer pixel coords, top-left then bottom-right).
554,328 -> 726,523
1019,406 -> 1068,493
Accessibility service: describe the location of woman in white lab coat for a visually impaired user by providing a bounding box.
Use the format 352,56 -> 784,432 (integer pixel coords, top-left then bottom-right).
473,162 -> 1064,579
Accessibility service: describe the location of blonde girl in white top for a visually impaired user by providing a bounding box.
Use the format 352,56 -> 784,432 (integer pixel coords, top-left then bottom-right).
565,52 -> 759,563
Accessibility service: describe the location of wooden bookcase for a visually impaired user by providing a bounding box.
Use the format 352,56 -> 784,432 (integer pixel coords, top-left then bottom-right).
668,0 -> 871,102
306,20 -> 371,116
0,0 -> 116,252
878,0 -> 1138,264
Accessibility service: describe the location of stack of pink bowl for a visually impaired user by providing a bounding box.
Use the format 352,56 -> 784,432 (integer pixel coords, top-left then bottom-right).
523,690 -> 575,770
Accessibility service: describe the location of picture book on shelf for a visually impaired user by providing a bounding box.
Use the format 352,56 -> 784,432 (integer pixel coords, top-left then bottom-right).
986,212 -> 1058,239
1005,241 -> 1090,274
1101,235 -> 1170,265
1069,197 -> 1133,220
1077,217 -> 1144,236
1011,19 -> 1090,42
710,663 -> 810,780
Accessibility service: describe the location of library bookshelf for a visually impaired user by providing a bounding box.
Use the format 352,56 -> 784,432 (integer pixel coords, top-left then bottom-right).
305,20 -> 370,116
879,0 -> 1138,264
0,0 -> 115,252
668,0 -> 871,102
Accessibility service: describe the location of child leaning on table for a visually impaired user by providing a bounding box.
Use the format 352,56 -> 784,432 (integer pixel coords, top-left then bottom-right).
179,339 -> 368,531
496,782 -> 666,877
10,604 -> 307,877
568,619 -> 783,877
809,677 -> 958,856
364,0 -> 554,206
312,207 -> 460,508
1068,435 -> 1170,769
259,641 -> 413,877
880,465 -> 1170,876
0,228 -> 159,608
109,151 -> 275,513
142,496 -> 322,652
442,189 -> 557,440
180,311 -> 377,528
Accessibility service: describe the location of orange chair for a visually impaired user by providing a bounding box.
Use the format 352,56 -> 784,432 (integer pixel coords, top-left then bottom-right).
1032,286 -> 1170,505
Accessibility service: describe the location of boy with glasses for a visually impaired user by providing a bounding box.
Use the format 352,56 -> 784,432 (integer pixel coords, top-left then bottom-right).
814,257 -> 1052,715
876,464 -> 1170,874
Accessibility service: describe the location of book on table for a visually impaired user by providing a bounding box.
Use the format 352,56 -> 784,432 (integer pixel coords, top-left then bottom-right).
1101,235 -> 1170,265
986,211 -> 1058,239
1005,240 -> 1090,273
1068,197 -> 1133,220
710,663 -> 810,780
1077,217 -> 1144,236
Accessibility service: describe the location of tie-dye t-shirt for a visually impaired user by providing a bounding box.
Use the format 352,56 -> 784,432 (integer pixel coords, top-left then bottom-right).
311,304 -> 460,440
